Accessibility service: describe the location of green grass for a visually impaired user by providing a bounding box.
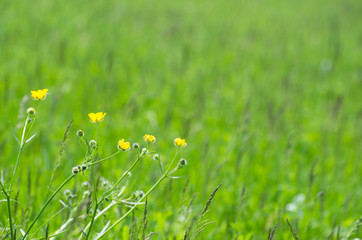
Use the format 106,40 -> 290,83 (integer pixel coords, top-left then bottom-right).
1,0 -> 361,239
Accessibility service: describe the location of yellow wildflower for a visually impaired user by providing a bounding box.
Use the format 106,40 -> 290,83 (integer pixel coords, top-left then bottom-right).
118,139 -> 131,151
143,134 -> 156,143
31,89 -> 48,100
88,112 -> 107,123
174,137 -> 187,147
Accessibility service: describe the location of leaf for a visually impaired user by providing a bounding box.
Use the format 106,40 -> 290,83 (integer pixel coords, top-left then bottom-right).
25,133 -> 38,143
9,121 -> 20,144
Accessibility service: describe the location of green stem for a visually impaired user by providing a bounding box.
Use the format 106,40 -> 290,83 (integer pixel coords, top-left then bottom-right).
9,115 -> 30,190
85,201 -> 98,240
22,174 -> 76,240
88,150 -> 121,167
165,148 -> 179,173
101,153 -> 142,199
95,148 -> 180,239
10,146 -> 23,190
24,101 -> 40,142
78,152 -> 143,239
95,174 -> 167,239
0,180 -> 13,239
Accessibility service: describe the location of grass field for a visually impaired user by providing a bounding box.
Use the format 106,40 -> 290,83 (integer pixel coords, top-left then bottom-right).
1,0 -> 361,239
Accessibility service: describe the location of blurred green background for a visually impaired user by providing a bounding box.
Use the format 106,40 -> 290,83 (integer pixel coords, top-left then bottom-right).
0,0 -> 361,239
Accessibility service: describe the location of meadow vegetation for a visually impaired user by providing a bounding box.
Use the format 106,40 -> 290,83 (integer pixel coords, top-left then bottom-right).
0,0 -> 361,239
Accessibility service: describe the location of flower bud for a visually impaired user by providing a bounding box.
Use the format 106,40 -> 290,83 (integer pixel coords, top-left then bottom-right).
133,143 -> 140,149
77,130 -> 85,137
89,140 -> 97,149
26,118 -> 33,124
64,189 -> 72,196
27,107 -> 36,116
177,158 -> 188,169
102,180 -> 109,188
72,166 -> 80,174
140,148 -> 147,156
133,190 -> 144,199
83,190 -> 90,199
82,181 -> 90,189
81,164 -> 88,171
153,154 -> 160,161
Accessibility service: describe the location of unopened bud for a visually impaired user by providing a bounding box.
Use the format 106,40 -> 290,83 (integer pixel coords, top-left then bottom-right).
81,164 -> 88,171
82,181 -> 90,189
177,158 -> 188,169
89,140 -> 97,149
133,190 -> 144,199
140,148 -> 147,156
64,189 -> 72,196
153,154 -> 160,161
27,107 -> 36,116
26,118 -> 33,124
133,143 -> 140,149
72,166 -> 80,174
83,190 -> 90,198
77,130 -> 85,137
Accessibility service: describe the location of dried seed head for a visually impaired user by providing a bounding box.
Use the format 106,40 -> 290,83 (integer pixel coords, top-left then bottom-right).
77,130 -> 85,137
27,107 -> 36,116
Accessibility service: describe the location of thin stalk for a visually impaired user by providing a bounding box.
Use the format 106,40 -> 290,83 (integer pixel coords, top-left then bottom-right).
10,101 -> 40,190
78,151 -> 144,240
88,151 -> 121,167
165,148 -> 179,173
22,174 -> 76,240
9,116 -> 29,190
77,202 -> 115,240
95,173 -> 168,239
23,101 -> 40,142
84,201 -> 98,240
95,149 -> 180,239
101,153 -> 142,198
33,208 -> 66,235
0,180 -> 13,239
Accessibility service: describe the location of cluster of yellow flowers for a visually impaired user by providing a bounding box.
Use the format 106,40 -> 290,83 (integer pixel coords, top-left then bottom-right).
19,89 -> 189,240
29,90 -> 188,151
86,112 -> 186,151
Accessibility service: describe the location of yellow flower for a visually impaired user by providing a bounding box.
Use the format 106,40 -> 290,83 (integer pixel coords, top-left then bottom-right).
88,112 -> 107,123
143,134 -> 156,143
118,139 -> 131,151
31,89 -> 48,100
174,137 -> 187,147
